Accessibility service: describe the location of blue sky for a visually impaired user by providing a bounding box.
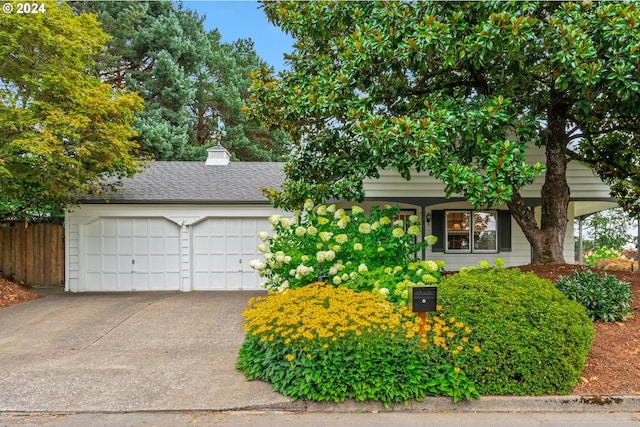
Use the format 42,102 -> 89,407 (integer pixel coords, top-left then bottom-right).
182,1 -> 295,72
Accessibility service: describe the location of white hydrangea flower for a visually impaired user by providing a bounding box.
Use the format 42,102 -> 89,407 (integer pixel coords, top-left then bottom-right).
351,206 -> 364,215
426,235 -> 438,246
319,231 -> 333,242
268,214 -> 281,226
333,276 -> 342,285
307,226 -> 317,236
379,287 -> 390,296
279,217 -> 291,229
358,263 -> 368,273
354,243 -> 363,251
358,223 -> 371,234
424,260 -> 438,272
316,252 -> 326,263
257,231 -> 269,241
327,204 -> 336,213
317,205 -> 328,216
325,250 -> 336,261
295,226 -> 306,237
407,225 -> 420,236
334,208 -> 345,219
409,215 -> 418,222
257,244 -> 269,253
335,234 -> 348,244
304,199 -> 314,210
248,260 -> 266,271
392,227 -> 405,238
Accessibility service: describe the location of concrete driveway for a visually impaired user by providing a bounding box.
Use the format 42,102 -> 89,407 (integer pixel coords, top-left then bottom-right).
0,287 -> 300,413
2,288 -> 639,416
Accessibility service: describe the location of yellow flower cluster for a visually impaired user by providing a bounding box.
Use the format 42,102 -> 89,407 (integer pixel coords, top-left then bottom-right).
407,313 -> 476,354
242,283 -> 479,357
242,282 -> 416,344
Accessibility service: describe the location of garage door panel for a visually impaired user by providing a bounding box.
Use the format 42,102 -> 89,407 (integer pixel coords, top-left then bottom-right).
211,254 -> 225,270
227,239 -> 241,253
211,236 -> 225,250
192,217 -> 270,290
102,255 -> 116,273
118,237 -> 133,252
83,218 -> 180,291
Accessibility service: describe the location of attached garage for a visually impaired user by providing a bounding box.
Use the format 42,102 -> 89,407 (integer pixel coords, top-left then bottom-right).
65,145 -> 285,292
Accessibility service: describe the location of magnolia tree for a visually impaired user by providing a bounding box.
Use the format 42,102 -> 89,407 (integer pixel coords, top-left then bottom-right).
248,1 -> 640,264
249,201 -> 440,295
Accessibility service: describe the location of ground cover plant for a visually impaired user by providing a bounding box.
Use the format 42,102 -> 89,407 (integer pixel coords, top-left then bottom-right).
438,265 -> 595,395
554,269 -> 632,322
236,282 -> 480,405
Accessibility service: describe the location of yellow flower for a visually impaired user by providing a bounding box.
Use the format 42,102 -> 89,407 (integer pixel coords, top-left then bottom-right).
285,354 -> 295,362
473,345 -> 481,353
454,367 -> 461,373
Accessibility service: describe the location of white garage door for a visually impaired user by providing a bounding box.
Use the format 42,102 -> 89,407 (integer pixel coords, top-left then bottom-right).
84,218 -> 181,291
192,217 -> 270,290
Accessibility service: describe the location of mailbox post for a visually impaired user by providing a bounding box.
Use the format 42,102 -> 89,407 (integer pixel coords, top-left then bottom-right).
409,286 -> 437,348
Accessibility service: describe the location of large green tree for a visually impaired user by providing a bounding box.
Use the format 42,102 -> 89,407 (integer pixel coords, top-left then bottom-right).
72,0 -> 289,161
247,1 -> 640,264
0,1 -> 142,221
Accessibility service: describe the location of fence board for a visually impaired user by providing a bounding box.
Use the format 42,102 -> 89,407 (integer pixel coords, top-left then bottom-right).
0,222 -> 64,286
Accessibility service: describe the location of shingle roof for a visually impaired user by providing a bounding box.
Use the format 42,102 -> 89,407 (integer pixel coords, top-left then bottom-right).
80,162 -> 285,204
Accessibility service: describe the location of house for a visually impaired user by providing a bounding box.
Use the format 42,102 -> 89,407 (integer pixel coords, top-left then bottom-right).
64,145 -> 617,292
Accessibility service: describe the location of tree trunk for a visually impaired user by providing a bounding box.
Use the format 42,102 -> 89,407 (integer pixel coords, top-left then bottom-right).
507,92 -> 571,264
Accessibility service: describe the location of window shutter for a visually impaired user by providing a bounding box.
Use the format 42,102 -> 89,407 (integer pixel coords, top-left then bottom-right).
499,210 -> 512,252
431,210 -> 444,252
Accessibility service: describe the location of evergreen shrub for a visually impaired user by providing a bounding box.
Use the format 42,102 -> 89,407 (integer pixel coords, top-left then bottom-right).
438,268 -> 594,395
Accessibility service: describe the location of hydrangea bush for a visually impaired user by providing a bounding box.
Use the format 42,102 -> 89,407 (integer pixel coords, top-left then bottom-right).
347,260 -> 445,306
250,201 -> 438,291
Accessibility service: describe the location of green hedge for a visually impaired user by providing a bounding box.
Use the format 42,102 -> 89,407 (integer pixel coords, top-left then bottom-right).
438,268 -> 594,395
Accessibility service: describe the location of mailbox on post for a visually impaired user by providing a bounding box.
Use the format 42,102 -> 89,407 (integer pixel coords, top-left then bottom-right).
409,286 -> 437,313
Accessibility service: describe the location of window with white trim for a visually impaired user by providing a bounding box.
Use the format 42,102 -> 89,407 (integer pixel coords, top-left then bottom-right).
445,210 -> 498,253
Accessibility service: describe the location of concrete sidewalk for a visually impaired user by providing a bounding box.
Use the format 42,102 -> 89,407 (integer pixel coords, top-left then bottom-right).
0,288 -> 638,415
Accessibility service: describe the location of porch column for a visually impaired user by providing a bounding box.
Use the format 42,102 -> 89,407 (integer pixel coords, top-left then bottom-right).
578,216 -> 584,265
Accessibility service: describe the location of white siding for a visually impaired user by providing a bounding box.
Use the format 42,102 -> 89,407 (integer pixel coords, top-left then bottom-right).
362,147 -> 613,201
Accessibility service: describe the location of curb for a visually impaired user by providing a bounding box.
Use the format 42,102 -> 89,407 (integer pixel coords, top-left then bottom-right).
238,395 -> 640,414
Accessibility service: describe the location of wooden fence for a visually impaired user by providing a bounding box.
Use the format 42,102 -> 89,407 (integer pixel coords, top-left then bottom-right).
0,222 -> 64,286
